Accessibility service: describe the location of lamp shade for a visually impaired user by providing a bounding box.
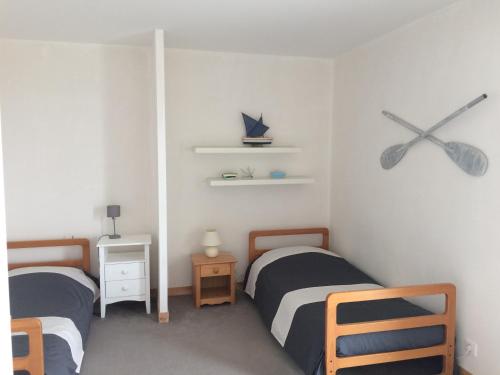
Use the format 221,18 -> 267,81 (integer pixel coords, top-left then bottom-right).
107,205 -> 121,218
202,230 -> 221,247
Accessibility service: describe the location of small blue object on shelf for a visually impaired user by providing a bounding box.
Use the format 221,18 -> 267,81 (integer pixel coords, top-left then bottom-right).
270,170 -> 286,179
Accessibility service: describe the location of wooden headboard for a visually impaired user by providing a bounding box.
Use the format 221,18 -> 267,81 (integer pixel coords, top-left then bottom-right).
7,238 -> 91,273
249,227 -> 329,262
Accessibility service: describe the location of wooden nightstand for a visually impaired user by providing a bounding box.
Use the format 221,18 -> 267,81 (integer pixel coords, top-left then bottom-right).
97,234 -> 151,318
191,252 -> 237,308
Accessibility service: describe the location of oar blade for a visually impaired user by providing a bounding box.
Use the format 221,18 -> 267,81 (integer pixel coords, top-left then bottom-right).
380,144 -> 408,169
445,142 -> 488,176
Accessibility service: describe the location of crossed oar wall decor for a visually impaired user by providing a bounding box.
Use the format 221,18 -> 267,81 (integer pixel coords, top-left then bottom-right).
381,94 -> 488,176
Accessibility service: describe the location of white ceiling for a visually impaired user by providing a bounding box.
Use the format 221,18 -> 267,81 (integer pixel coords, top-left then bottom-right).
0,0 -> 458,57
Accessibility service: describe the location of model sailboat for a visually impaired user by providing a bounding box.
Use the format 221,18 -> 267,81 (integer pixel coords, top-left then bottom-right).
241,113 -> 273,145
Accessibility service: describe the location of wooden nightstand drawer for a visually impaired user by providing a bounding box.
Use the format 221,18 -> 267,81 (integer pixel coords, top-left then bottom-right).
200,263 -> 230,277
106,279 -> 146,298
105,262 -> 145,281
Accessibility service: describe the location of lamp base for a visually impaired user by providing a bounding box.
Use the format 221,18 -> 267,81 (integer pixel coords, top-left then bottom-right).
205,246 -> 219,258
109,234 -> 121,239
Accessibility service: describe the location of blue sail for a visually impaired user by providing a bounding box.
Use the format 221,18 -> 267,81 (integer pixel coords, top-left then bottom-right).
242,113 -> 269,137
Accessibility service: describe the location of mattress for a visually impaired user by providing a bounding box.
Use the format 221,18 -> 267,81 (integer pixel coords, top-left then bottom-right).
10,266 -> 99,375
245,246 -> 445,375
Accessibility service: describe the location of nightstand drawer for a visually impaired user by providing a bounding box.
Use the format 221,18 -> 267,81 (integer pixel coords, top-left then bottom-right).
200,263 -> 230,277
106,279 -> 146,298
105,262 -> 145,281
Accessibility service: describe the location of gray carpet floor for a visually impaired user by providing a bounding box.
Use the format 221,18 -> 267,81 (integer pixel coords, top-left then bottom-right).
81,292 -> 303,375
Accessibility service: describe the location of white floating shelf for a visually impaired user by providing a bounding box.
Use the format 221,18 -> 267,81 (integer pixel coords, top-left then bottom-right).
194,146 -> 301,154
208,176 -> 314,187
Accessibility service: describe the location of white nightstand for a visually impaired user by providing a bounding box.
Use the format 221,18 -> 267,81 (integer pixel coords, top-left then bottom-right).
97,234 -> 151,318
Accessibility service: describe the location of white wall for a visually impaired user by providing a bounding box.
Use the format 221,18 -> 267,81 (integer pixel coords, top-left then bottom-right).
0,40 -> 158,283
0,41 -> 334,290
165,49 -> 333,286
330,1 -> 500,374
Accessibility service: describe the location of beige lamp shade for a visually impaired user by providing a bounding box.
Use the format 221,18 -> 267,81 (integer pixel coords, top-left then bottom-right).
202,230 -> 221,257
202,230 -> 221,247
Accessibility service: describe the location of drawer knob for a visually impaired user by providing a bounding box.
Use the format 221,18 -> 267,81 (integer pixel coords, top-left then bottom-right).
213,268 -> 219,274
121,269 -> 129,275
121,286 -> 129,291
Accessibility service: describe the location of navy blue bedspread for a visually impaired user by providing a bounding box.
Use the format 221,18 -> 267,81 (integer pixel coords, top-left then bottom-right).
10,272 -> 95,375
246,251 -> 446,375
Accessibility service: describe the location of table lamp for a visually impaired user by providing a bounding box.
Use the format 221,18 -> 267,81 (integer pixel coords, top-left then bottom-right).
202,229 -> 221,258
107,205 -> 121,239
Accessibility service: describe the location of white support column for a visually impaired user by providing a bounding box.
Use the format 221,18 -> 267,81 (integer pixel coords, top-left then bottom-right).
0,109 -> 14,373
144,244 -> 151,314
98,245 -> 106,318
154,29 -> 169,322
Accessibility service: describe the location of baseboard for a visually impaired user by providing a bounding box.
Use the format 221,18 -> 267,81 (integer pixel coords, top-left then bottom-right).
168,286 -> 192,296
151,287 -> 192,297
158,311 -> 169,323
458,366 -> 473,375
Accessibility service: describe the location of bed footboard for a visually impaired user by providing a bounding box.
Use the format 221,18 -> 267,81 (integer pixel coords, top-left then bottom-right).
325,283 -> 456,375
11,318 -> 44,375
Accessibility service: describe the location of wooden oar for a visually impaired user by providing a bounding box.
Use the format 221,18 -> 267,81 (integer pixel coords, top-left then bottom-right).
382,111 -> 488,176
380,94 -> 487,171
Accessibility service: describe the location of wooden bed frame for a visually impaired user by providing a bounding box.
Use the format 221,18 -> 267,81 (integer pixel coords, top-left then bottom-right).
249,227 -> 329,262
249,228 -> 456,375
8,238 -> 91,375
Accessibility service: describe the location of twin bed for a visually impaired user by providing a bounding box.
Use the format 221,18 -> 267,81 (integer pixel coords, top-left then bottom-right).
244,228 -> 456,375
9,239 -> 98,375
8,228 -> 456,375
